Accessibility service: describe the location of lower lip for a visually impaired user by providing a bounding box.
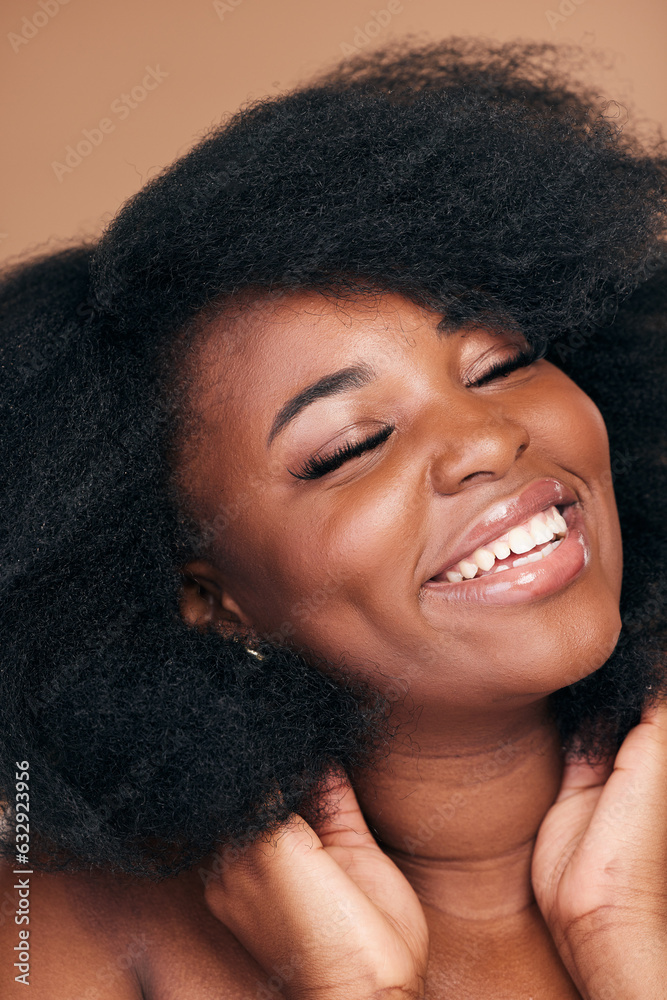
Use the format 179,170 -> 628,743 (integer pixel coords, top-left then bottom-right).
421,505 -> 590,606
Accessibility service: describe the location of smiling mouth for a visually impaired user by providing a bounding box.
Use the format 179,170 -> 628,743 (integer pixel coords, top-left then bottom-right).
429,505 -> 569,584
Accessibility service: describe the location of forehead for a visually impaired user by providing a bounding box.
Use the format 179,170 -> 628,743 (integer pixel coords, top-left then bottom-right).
202,289 -> 440,363
192,289 -> 444,423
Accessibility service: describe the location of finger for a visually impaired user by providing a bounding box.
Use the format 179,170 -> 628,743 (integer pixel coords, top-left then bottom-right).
555,755 -> 614,803
567,698 -> 667,857
203,811 -> 414,990
640,696 -> 667,726
554,700 -> 667,802
613,696 -> 667,781
205,811 -> 369,925
313,776 -> 379,851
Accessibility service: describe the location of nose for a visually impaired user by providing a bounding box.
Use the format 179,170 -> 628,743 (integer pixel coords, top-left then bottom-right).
427,401 -> 530,496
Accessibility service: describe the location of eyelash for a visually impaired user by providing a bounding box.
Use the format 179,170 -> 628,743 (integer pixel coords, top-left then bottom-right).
290,346 -> 541,481
464,346 -> 541,387
290,424 -> 395,481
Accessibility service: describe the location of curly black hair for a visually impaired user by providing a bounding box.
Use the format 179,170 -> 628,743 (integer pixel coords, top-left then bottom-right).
1,38 -> 666,878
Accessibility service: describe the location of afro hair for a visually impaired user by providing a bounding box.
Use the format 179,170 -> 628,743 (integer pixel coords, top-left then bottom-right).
1,38 -> 666,877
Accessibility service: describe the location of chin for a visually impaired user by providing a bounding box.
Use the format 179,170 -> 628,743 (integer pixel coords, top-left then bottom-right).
515,576 -> 623,697
420,569 -> 624,709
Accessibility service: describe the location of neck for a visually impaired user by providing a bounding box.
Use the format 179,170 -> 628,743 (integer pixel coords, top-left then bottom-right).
352,698 -> 563,920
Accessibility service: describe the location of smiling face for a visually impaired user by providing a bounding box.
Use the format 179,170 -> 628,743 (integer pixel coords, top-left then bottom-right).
178,291 -> 623,729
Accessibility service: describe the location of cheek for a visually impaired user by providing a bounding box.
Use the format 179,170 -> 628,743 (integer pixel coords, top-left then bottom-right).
530,373 -> 622,579
216,457 -> 430,667
237,491 -> 413,651
533,374 -> 610,475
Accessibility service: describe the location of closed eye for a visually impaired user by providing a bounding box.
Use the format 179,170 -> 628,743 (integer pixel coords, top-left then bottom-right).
289,423 -> 395,481
467,346 -> 544,387
289,346 -> 542,481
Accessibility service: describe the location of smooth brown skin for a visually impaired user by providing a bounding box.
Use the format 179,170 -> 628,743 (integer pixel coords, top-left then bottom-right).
2,292 -> 667,998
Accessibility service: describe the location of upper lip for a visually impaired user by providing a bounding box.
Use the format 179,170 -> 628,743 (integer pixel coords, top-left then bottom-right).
426,477 -> 579,582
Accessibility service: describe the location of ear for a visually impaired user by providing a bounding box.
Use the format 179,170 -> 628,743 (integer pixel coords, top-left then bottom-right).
179,560 -> 253,636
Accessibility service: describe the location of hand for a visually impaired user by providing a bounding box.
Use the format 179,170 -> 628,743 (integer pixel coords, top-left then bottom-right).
203,774 -> 429,1000
532,700 -> 667,1000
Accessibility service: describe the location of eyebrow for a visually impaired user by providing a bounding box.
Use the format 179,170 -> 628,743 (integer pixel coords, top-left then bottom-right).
267,362 -> 376,447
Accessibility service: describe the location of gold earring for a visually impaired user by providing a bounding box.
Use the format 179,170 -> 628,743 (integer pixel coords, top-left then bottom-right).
244,641 -> 265,661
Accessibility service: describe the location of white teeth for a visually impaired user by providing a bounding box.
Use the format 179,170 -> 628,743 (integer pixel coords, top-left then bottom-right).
471,547 -> 495,571
459,559 -> 479,579
513,550 -> 543,566
552,510 -> 568,533
491,540 -> 511,560
527,514 -> 554,546
441,504 -> 569,583
543,511 -> 558,532
544,505 -> 567,535
509,538 -> 562,568
507,526 -> 535,554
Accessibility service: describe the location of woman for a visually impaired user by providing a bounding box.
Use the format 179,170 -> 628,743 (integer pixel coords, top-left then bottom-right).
1,38 -> 666,998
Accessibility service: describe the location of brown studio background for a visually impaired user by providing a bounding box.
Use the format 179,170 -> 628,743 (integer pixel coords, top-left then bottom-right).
1,0 -> 665,267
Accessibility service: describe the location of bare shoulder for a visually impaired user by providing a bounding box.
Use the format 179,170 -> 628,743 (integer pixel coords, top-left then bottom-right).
0,857 -> 283,999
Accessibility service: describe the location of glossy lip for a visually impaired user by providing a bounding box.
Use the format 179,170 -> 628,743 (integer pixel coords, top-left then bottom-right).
422,503 -> 589,605
424,477 -> 579,583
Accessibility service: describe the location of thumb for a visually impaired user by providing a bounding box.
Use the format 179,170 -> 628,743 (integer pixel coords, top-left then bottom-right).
312,773 -> 380,852
554,753 -> 614,803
